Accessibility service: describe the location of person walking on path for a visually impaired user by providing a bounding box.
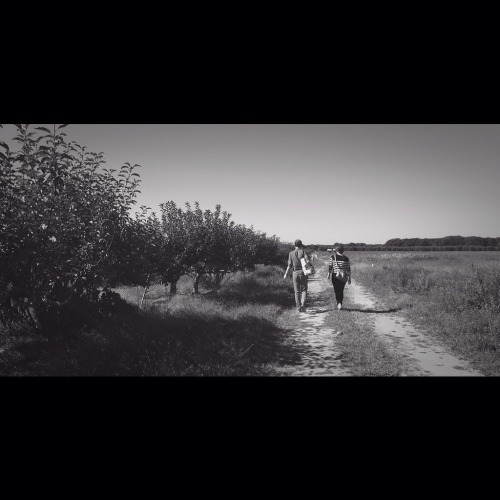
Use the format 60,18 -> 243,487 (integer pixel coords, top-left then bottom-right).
327,244 -> 351,310
283,239 -> 313,312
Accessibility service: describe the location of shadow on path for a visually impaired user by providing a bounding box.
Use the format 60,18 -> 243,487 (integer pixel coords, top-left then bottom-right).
342,307 -> 400,314
306,308 -> 332,314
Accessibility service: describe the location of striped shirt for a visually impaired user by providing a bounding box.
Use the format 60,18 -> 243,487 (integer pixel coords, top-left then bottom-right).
328,253 -> 351,275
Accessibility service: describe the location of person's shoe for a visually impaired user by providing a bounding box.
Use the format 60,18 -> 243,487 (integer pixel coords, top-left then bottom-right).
337,303 -> 342,310
297,307 -> 302,312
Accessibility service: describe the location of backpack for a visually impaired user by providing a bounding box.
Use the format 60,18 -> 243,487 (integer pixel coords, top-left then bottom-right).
333,253 -> 348,282
301,256 -> 315,275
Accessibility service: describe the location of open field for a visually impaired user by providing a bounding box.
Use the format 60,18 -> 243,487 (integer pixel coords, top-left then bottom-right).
340,251 -> 500,375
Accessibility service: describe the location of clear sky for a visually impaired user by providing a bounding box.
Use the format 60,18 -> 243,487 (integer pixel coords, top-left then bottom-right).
3,124 -> 500,245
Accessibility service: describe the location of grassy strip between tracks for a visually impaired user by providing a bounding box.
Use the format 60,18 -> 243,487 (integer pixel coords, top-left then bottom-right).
318,280 -> 410,376
303,253 -> 410,376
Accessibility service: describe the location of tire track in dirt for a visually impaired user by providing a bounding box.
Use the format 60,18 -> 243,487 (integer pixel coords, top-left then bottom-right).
348,282 -> 484,376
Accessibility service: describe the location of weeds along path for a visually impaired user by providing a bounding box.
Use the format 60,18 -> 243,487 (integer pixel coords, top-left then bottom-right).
348,281 -> 484,376
283,260 -> 353,376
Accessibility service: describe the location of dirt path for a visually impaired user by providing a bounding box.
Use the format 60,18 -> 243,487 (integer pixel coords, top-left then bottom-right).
347,282 -> 483,376
284,262 -> 353,376
283,258 -> 483,377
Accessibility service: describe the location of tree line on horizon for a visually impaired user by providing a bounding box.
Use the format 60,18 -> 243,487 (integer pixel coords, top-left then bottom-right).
306,236 -> 500,252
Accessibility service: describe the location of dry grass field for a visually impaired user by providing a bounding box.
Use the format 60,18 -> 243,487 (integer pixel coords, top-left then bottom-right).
341,251 -> 500,375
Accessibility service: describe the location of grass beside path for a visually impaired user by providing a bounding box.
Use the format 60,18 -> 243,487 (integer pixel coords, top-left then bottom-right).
346,251 -> 500,376
0,265 -> 301,376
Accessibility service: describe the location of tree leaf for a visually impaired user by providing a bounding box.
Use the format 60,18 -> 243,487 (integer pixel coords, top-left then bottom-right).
57,124 -> 69,130
35,127 -> 52,134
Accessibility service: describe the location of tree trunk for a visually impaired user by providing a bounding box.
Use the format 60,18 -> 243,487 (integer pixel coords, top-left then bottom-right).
139,274 -> 151,308
170,280 -> 178,295
139,284 -> 149,308
214,271 -> 225,289
192,272 -> 203,294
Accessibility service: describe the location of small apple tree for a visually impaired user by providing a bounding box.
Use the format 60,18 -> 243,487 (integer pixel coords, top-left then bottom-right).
0,124 -> 142,330
156,200 -> 284,294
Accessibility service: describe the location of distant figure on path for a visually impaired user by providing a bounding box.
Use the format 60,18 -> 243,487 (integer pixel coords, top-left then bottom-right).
283,239 -> 313,312
327,244 -> 351,310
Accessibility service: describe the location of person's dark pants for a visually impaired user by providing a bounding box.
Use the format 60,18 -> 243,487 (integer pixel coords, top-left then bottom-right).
331,276 -> 347,305
292,270 -> 308,309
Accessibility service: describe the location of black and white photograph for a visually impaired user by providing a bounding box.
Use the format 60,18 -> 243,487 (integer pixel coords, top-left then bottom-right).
1,123 -> 500,377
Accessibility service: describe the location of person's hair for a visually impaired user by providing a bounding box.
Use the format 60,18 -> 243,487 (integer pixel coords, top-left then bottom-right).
336,244 -> 344,254
294,239 -> 303,248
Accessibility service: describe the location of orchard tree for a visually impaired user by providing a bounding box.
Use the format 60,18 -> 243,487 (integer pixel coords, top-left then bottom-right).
0,124 -> 142,329
253,232 -> 282,266
158,201 -> 227,294
158,201 -> 191,295
110,205 -> 167,307
156,200 -> 284,294
187,203 -> 235,294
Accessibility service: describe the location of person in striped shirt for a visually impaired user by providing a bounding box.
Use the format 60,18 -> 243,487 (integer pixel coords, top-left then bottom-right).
327,244 -> 351,310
